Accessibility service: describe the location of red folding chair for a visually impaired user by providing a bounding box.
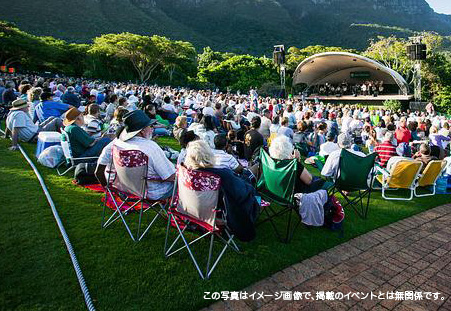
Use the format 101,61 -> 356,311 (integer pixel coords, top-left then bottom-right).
102,146 -> 167,241
164,164 -> 240,279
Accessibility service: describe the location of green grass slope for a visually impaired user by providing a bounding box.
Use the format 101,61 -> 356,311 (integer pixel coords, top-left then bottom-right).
1,135 -> 451,310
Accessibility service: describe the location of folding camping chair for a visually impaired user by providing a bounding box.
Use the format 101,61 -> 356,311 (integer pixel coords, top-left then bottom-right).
267,132 -> 278,147
101,146 -> 167,241
329,149 -> 377,219
414,160 -> 445,197
372,159 -> 422,201
256,149 -> 300,243
164,164 -> 239,279
56,131 -> 99,175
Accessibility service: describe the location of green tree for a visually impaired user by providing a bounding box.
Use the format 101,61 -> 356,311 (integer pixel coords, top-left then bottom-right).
89,33 -> 197,83
198,54 -> 278,92
0,21 -> 88,75
197,47 -> 235,70
89,33 -> 164,82
365,33 -> 451,101
434,86 -> 451,115
364,36 -> 413,78
161,40 -> 197,83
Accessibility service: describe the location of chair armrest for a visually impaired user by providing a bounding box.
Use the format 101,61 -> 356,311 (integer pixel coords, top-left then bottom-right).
74,156 -> 99,160
376,166 -> 390,177
145,177 -> 165,182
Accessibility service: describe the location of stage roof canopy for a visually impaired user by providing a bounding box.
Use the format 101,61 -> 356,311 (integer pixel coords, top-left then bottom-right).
292,52 -> 409,95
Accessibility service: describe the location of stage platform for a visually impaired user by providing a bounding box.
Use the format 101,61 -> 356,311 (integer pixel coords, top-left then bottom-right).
298,94 -> 414,105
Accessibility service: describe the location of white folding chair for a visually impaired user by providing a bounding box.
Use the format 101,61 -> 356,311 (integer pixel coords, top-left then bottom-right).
56,131 -> 98,175
101,146 -> 167,241
164,164 -> 239,279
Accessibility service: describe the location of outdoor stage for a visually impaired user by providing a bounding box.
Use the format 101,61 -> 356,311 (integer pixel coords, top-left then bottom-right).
299,94 -> 414,105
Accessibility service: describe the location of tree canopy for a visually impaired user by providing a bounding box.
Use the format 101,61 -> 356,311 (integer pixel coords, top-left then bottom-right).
2,21 -> 451,112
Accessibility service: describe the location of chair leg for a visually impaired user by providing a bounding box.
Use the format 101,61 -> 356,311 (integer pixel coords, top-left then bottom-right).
365,187 -> 372,219
282,207 -> 293,243
170,217 -> 206,279
224,229 -> 240,253
382,186 -> 414,201
205,233 -> 215,279
56,163 -> 75,176
117,207 -> 136,241
164,214 -> 172,255
262,205 -> 288,242
136,201 -> 144,241
101,191 -> 108,228
414,184 -> 436,197
207,232 -> 234,279
138,211 -> 161,241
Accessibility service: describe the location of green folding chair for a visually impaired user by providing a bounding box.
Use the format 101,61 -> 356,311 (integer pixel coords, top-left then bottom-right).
329,149 -> 376,219
256,149 -> 300,243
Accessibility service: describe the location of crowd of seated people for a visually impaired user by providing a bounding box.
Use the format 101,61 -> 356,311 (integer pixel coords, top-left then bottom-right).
2,72 -> 451,241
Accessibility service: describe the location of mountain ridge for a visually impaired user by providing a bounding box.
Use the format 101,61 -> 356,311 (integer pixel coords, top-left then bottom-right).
0,0 -> 449,54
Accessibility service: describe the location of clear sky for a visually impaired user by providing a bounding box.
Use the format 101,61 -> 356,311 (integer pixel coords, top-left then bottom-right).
426,0 -> 451,14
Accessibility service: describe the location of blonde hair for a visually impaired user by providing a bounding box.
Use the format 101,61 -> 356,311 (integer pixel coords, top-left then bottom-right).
430,126 -> 438,134
185,140 -> 215,169
27,87 -> 43,102
175,116 -> 187,128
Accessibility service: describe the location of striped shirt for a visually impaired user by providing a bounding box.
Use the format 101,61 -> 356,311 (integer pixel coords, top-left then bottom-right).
375,141 -> 397,167
213,149 -> 240,171
84,115 -> 103,138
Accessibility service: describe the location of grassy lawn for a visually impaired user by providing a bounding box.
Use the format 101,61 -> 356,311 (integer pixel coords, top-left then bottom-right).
1,135 -> 451,311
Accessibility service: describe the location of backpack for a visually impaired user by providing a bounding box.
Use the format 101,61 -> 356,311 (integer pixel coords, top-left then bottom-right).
74,163 -> 98,185
323,195 -> 345,232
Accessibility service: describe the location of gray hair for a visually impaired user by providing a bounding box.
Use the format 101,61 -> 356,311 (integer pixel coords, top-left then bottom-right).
185,140 -> 215,169
384,131 -> 394,142
337,133 -> 352,149
269,135 -> 294,160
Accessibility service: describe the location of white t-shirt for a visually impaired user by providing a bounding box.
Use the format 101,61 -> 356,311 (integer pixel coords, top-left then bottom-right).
202,106 -> 215,116
341,116 -> 353,133
126,103 -> 138,112
321,148 -> 366,177
98,137 -> 175,200
235,103 -> 245,115
319,141 -> 340,157
259,116 -> 272,138
162,103 -> 177,114
6,110 -> 39,142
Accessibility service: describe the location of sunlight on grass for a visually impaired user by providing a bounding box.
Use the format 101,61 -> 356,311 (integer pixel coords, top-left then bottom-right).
1,136 -> 450,311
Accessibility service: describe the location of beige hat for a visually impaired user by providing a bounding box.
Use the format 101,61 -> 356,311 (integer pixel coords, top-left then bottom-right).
63,107 -> 82,127
10,98 -> 29,111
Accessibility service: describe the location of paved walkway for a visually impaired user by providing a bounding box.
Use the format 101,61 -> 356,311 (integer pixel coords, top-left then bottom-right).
202,204 -> 451,311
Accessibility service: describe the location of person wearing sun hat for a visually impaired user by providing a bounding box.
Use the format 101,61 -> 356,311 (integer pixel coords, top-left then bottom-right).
95,110 -> 176,200
5,98 -> 63,151
62,107 -> 111,158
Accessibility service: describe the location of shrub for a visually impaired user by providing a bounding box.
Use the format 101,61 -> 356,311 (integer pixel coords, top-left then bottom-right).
434,86 -> 451,115
383,99 -> 402,111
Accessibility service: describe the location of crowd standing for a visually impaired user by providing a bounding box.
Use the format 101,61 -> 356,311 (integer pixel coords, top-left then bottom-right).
2,73 -> 451,241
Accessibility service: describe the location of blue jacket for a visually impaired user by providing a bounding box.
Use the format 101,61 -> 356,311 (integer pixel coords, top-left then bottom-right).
202,167 -> 260,242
